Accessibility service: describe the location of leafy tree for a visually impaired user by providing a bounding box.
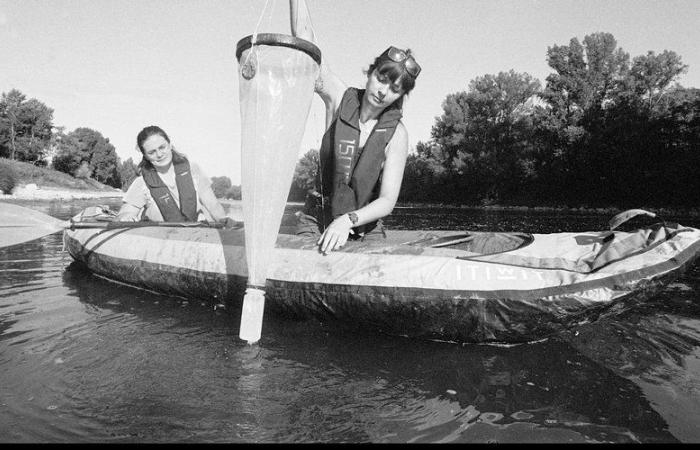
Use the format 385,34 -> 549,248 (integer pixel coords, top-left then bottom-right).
90,138 -> 119,185
52,127 -> 120,186
17,98 -> 54,162
287,149 -> 320,202
600,85 -> 700,206
118,157 -> 138,190
51,131 -> 83,175
531,33 -> 698,207
0,158 -> 18,194
226,184 -> 242,200
535,33 -> 633,204
403,31 -> 698,208
400,141 -> 452,203
429,70 -> 542,203
74,160 -> 93,180
293,149 -> 319,192
0,89 -> 54,162
0,90 -> 24,160
541,33 -> 629,130
211,175 -> 232,198
627,50 -> 688,110
659,87 -> 700,204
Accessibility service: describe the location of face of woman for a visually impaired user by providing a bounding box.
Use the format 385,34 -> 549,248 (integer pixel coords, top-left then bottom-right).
365,70 -> 404,110
141,134 -> 173,170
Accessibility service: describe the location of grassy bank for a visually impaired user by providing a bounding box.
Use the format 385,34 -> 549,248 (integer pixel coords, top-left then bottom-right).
0,157 -> 120,192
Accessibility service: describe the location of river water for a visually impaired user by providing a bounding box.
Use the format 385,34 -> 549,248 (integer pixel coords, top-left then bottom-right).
1,199 -> 699,443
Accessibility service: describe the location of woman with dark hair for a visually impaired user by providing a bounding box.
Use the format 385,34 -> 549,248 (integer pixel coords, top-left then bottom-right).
116,125 -> 229,223
290,0 -> 420,254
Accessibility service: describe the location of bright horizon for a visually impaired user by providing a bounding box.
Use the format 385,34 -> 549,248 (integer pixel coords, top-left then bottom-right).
1,0 -> 699,185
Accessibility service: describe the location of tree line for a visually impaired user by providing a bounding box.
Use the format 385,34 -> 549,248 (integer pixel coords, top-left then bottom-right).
0,89 -> 138,189
2,32 -> 698,208
398,32 -> 699,208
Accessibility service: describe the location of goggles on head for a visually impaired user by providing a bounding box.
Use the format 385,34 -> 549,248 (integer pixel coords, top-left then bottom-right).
383,46 -> 421,78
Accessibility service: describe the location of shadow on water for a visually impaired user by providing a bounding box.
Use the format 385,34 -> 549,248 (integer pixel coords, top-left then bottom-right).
35,261 -> 686,443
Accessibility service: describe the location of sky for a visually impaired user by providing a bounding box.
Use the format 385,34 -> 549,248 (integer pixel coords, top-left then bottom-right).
1,0 -> 699,184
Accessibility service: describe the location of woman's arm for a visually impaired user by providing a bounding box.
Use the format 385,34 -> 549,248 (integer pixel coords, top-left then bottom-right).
198,184 -> 227,222
290,0 -> 345,129
115,203 -> 142,222
317,123 -> 409,254
353,123 -> 409,221
116,177 -> 147,221
191,162 -> 228,222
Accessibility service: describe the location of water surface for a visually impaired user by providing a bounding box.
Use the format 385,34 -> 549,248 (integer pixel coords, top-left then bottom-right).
1,199 -> 699,443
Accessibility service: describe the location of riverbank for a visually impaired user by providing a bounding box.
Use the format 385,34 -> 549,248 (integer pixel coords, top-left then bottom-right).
0,183 -> 123,201
0,158 -> 124,201
396,202 -> 700,218
2,181 -> 696,219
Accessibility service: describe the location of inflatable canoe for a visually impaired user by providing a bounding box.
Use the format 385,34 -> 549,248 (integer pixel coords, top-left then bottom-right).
63,209 -> 700,343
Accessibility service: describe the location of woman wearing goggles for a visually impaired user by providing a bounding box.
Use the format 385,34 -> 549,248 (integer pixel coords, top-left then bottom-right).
291,0 -> 420,254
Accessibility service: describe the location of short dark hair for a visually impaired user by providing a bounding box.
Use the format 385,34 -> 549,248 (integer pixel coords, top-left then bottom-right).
366,48 -> 418,95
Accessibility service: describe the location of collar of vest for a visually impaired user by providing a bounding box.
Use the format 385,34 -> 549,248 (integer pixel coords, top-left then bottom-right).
338,88 -> 403,130
142,158 -> 190,188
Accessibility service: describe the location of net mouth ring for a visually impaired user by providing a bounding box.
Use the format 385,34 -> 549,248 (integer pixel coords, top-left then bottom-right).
236,33 -> 322,65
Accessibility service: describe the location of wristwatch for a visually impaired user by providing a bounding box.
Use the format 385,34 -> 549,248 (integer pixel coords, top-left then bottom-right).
348,212 -> 359,226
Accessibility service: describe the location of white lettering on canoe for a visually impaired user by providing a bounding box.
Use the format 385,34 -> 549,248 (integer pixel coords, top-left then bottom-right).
496,267 -> 517,280
456,265 -> 546,282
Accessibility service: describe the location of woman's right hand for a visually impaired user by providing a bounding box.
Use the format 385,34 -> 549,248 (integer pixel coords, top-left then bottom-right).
318,214 -> 355,254
115,203 -> 141,222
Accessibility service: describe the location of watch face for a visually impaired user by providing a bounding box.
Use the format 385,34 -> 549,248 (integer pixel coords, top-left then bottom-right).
349,212 -> 358,225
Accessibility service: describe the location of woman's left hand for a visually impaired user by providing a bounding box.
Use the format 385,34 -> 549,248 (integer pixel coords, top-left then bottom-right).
318,214 -> 355,254
219,217 -> 242,228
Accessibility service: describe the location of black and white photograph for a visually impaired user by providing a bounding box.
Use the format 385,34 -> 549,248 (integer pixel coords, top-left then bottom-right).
1,0 -> 699,443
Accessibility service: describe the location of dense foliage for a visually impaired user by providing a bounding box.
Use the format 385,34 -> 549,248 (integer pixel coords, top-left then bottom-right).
398,32 -> 698,208
0,89 -> 54,164
288,149 -> 319,201
0,89 -> 125,188
118,157 -> 139,191
211,175 -> 242,199
0,158 -> 18,194
52,128 -> 121,187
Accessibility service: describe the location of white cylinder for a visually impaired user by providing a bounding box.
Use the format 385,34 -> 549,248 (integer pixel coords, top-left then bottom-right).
239,287 -> 266,343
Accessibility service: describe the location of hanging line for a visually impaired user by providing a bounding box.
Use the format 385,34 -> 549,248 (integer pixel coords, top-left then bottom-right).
240,0 -> 275,236
292,0 -> 326,220
242,0 -> 274,68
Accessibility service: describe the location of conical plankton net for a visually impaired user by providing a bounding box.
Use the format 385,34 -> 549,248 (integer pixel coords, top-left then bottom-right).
237,37 -> 319,342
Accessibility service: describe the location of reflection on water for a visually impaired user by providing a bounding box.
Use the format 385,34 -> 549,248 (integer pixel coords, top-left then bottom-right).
557,269 -> 700,442
1,199 -> 699,442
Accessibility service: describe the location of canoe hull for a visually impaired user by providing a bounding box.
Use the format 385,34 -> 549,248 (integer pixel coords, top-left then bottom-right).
63,223 -> 700,343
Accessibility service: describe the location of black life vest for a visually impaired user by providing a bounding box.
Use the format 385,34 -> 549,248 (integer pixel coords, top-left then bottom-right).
319,88 -> 402,233
141,157 -> 198,222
